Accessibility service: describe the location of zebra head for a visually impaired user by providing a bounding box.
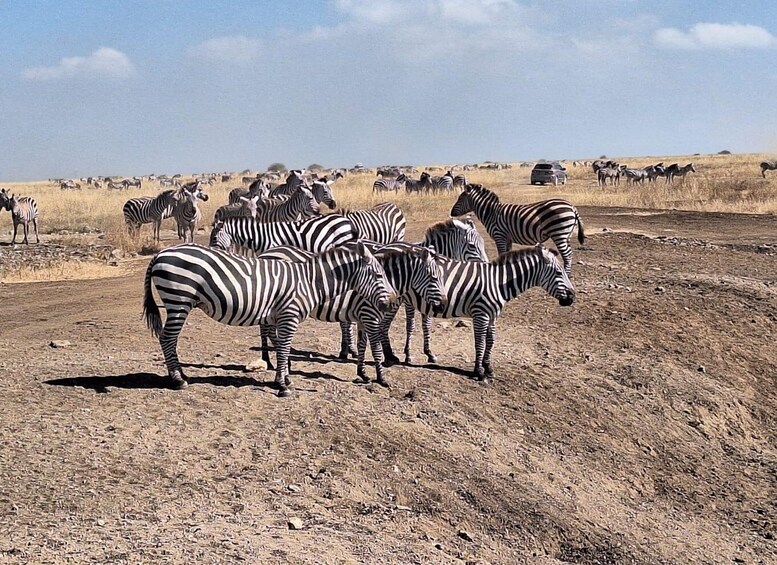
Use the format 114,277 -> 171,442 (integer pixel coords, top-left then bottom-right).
412,246 -> 448,315
295,186 -> 321,218
533,244 -> 575,307
0,189 -> 9,210
238,195 -> 260,218
347,241 -> 396,313
311,180 -> 337,209
457,218 -> 489,261
450,183 -> 484,217
182,180 -> 209,202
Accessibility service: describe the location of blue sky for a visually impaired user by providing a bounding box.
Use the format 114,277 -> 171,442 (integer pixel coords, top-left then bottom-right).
1,1 -> 776,180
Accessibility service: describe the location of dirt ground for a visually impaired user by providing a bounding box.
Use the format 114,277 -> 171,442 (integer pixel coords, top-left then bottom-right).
0,207 -> 775,564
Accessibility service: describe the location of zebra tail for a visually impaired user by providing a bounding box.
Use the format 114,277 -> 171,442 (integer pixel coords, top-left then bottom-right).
575,209 -> 586,244
143,257 -> 163,338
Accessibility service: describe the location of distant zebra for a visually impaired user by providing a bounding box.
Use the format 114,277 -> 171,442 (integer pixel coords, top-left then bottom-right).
450,183 -> 585,274
268,170 -> 306,198
228,179 -> 270,205
258,242 -> 444,386
143,242 -> 394,396
172,181 -> 209,243
209,213 -> 358,255
213,196 -> 260,224
431,171 -> 454,193
107,180 -> 126,190
380,217 -> 489,366
272,179 -> 336,209
395,245 -> 575,380
338,202 -> 406,243
0,189 -> 39,244
623,168 -> 647,185
452,174 -> 467,191
125,178 -> 142,189
760,160 -> 777,178
373,176 -> 405,192
645,163 -> 665,183
251,186 -> 320,223
403,172 -> 432,193
665,163 -> 695,183
123,189 -> 179,241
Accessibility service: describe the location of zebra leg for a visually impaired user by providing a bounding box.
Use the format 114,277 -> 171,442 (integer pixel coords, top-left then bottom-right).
338,322 -> 356,359
472,314 -> 489,381
11,221 -> 19,244
32,218 -> 40,244
273,319 -> 299,397
357,320 -> 388,387
422,314 -> 437,364
159,306 -> 191,389
259,323 -> 276,370
401,303 -> 416,364
378,302 -> 401,366
22,221 -> 29,244
483,320 -> 496,378
355,324 -> 369,384
553,236 -> 573,276
154,219 -> 162,242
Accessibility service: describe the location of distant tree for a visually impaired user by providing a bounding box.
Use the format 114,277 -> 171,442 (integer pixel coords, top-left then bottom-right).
599,154 -> 608,159
267,162 -> 287,173
717,150 -> 731,155
307,163 -> 324,172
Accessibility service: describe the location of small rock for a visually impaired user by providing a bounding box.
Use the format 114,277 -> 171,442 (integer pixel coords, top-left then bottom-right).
287,484 -> 301,493
96,519 -> 105,527
435,543 -> 444,551
654,286 -> 665,293
396,505 -> 412,511
455,320 -> 470,328
458,530 -> 474,542
110,249 -> 124,260
697,365 -> 706,373
584,353 -> 593,362
287,517 -> 303,530
245,359 -> 267,372
602,227 -> 611,232
49,340 -> 71,348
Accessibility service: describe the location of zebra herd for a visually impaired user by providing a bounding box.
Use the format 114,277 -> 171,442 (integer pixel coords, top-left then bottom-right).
593,160 -> 696,186
373,170 -> 466,194
143,177 -> 581,396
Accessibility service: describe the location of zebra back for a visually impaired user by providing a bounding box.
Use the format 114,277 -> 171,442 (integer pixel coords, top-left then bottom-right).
419,218 -> 488,262
339,202 -> 406,243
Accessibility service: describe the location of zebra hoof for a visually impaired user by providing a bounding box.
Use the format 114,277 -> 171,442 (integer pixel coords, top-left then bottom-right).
352,376 -> 369,384
376,378 -> 390,388
277,388 -> 293,398
425,354 -> 437,364
383,354 -> 401,367
171,378 -> 188,390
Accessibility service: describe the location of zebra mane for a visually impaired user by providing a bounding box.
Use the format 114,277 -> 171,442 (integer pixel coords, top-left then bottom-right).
490,246 -> 553,266
467,184 -> 500,205
426,218 -> 467,235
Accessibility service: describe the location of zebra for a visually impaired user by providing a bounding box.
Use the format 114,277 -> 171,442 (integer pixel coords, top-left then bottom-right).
172,181 -> 209,243
143,242 -> 394,396
123,189 -> 179,241
393,244 -> 575,380
0,189 -> 39,244
760,160 -> 777,178
337,202 -> 406,243
379,217 -> 489,366
431,171 -> 454,193
453,174 -> 467,191
597,167 -> 620,186
251,186 -> 320,223
268,170 -> 306,198
450,183 -> 585,275
403,172 -> 432,193
257,242 -> 445,387
373,176 -> 405,193
209,213 -> 358,255
645,163 -> 665,183
272,179 -> 337,210
228,179 -> 270,205
125,178 -> 142,189
213,196 -> 260,224
623,168 -> 647,185
666,162 -> 695,183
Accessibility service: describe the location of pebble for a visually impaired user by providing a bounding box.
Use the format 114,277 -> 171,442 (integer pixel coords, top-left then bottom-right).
455,320 -> 470,328
287,517 -> 304,530
458,530 -> 474,542
245,359 -> 267,372
49,340 -> 72,348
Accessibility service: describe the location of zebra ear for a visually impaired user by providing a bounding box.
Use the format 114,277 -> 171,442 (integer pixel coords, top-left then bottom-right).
356,241 -> 373,263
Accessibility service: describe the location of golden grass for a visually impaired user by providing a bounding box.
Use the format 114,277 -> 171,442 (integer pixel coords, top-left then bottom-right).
1,151 -> 774,256
0,260 -> 128,284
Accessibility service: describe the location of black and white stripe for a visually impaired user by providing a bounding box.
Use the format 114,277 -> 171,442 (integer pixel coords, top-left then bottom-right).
123,189 -> 179,241
403,172 -> 432,193
431,171 -> 454,193
0,188 -> 39,244
253,186 -> 320,222
258,241 -> 444,386
143,242 -> 394,396
373,177 -> 405,192
209,213 -> 358,255
228,179 -> 270,205
172,181 -> 209,243
450,183 -> 585,274
400,245 -> 575,380
213,196 -> 260,224
338,202 -> 406,243
273,180 -> 337,209
268,170 -> 306,198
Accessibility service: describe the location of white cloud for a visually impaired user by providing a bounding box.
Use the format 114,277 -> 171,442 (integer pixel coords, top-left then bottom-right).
335,0 -> 519,26
434,0 -> 518,25
655,22 -> 776,50
188,36 -> 261,65
22,47 -> 136,80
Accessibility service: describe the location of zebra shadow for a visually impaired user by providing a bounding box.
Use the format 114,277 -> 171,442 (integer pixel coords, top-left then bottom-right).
45,372 -> 172,393
417,362 -> 476,379
248,346 -> 359,367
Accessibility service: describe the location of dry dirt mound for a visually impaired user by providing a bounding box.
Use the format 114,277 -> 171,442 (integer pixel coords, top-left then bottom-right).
0,210 -> 775,564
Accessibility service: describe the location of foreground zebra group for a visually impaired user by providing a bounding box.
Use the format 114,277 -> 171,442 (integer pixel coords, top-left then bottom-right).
143,181 -> 581,396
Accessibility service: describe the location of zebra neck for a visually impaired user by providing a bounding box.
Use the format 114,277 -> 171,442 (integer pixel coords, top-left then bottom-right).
494,256 -> 537,301
472,192 -> 503,223
311,260 -> 356,302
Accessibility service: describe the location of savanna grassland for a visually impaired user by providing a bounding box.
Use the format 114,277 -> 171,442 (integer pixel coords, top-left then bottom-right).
0,153 -> 775,564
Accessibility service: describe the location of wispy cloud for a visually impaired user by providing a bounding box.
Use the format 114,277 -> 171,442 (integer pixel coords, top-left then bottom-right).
188,35 -> 261,65
655,22 -> 776,50
22,47 -> 136,80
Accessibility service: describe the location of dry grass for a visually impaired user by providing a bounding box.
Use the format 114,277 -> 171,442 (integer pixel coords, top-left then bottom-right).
1,152 -> 774,255
1,260 -> 128,284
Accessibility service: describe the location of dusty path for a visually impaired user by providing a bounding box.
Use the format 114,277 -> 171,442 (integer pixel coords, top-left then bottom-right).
0,207 -> 775,564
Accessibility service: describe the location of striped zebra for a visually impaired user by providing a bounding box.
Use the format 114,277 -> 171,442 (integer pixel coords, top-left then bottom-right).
143,242 -> 394,396
123,189 -> 179,241
380,217 -> 489,366
252,186 -> 320,223
338,202 -> 406,243
760,160 -> 777,178
665,162 -> 695,183
172,181 -> 209,243
452,174 -> 467,191
397,244 -> 575,380
0,189 -> 39,244
209,213 -> 358,255
373,176 -> 405,193
268,170 -> 306,198
273,179 -> 337,209
450,183 -> 585,275
228,179 -> 270,205
213,196 -> 260,224
258,242 -> 445,386
403,172 -> 432,193
431,171 -> 454,193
